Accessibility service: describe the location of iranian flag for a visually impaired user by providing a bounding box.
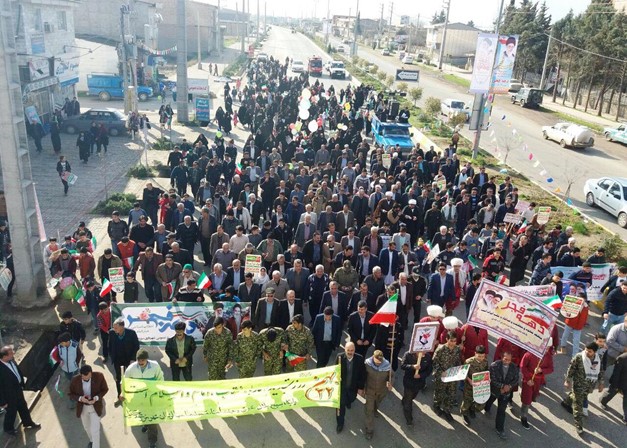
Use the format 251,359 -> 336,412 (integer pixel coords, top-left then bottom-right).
543,295 -> 563,310
124,257 -> 135,270
49,346 -> 60,366
90,236 -> 97,251
424,240 -> 432,252
235,163 -> 243,176
54,374 -> 64,397
100,278 -> 113,297
167,281 -> 177,299
369,293 -> 398,325
74,288 -> 87,308
197,272 -> 212,289
495,274 -> 508,285
285,351 -> 307,367
468,255 -> 479,269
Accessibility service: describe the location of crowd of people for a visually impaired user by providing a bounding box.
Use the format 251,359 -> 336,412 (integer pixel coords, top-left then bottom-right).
3,54 -> 627,447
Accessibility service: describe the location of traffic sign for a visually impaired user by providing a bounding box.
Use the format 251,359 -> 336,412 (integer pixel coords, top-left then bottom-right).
395,69 -> 419,82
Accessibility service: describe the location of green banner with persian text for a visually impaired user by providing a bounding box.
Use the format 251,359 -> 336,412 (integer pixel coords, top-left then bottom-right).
123,365 -> 341,426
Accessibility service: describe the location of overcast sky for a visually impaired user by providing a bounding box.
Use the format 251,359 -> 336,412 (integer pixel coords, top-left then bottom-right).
209,0 -> 591,30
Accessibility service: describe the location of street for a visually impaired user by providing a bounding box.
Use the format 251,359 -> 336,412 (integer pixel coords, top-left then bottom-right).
320,30 -> 627,238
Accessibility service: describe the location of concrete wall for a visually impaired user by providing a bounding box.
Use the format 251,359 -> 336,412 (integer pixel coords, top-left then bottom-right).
157,0 -> 218,54
74,0 -> 154,42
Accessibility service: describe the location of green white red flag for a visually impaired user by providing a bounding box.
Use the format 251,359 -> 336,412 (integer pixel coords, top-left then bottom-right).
100,278 -> 113,297
369,293 -> 398,325
197,272 -> 212,289
285,351 -> 306,367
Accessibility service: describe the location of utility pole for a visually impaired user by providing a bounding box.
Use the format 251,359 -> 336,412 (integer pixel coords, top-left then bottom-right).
176,0 -> 189,122
351,0 -> 360,57
388,2 -> 393,44
539,28 -> 552,91
120,4 -> 130,114
325,0 -> 330,45
238,2 -> 245,54
437,0 -> 451,70
256,0 -> 260,43
197,11 -> 202,68
471,0 -> 506,159
216,0 -> 221,57
264,1 -> 266,34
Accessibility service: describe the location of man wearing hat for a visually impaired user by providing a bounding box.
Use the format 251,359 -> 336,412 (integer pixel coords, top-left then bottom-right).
446,258 -> 467,317
363,349 -> 393,440
121,349 -> 164,448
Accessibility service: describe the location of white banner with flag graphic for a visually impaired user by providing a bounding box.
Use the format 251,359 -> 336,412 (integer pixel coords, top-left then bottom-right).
409,322 -> 440,353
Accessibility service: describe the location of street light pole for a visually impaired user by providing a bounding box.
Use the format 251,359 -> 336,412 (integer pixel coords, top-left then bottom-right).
197,10 -> 202,69
352,0 -> 359,57
539,28 -> 553,91
471,0 -> 506,159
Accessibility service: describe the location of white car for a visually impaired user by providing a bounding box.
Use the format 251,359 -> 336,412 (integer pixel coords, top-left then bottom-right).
257,52 -> 268,62
336,45 -> 347,53
584,177 -> 627,228
381,49 -> 390,56
508,78 -> 523,93
603,123 -> 626,138
440,99 -> 470,121
401,55 -> 414,64
541,122 -> 595,148
291,60 -> 304,73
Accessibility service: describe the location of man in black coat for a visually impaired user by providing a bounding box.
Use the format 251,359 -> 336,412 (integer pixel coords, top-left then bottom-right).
176,216 -> 199,254
311,307 -> 342,368
278,290 -> 304,329
400,350 -> 433,425
484,351 -> 520,439
59,311 -> 86,344
347,301 -> 375,359
0,346 -> 41,435
319,281 -> 349,322
336,342 -> 366,433
164,321 -> 197,381
142,182 -> 164,228
600,351 -> 627,422
238,272 -> 262,315
109,318 -> 140,402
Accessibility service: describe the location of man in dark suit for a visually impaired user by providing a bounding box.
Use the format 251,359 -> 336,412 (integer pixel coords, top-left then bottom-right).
335,204 -> 355,237
279,290 -> 304,329
68,364 -> 108,446
223,259 -> 246,290
302,232 -> 324,272
348,283 -> 374,314
319,281 -> 349,322
238,273 -> 262,315
356,246 -> 380,280
336,342 -> 366,433
347,301 -> 376,359
108,318 -> 140,403
392,273 -> 415,330
427,262 -> 455,309
364,268 -> 385,311
0,345 -> 41,435
340,229 -> 361,253
283,244 -> 304,264
285,260 -> 310,301
164,321 -> 197,381
379,241 -> 400,280
253,288 -> 281,331
247,194 -> 264,227
270,255 -> 292,278
311,307 -> 342,367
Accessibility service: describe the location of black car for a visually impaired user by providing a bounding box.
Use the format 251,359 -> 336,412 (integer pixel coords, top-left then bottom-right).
62,108 -> 128,136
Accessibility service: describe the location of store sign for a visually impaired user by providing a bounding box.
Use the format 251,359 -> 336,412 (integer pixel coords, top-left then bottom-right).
28,58 -> 50,81
30,33 -> 45,54
54,53 -> 79,87
188,78 -> 209,95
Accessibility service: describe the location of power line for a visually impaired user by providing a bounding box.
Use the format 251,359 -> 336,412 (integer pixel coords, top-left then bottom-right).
546,32 -> 627,64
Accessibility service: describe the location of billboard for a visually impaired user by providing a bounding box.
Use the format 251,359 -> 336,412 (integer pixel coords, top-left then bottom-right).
469,33 -> 497,94
491,34 -> 519,94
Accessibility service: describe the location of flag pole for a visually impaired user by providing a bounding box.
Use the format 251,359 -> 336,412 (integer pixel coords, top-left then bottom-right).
388,321 -> 396,384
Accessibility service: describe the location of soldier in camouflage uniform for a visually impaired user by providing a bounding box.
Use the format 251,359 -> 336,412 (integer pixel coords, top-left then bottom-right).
235,320 -> 262,378
460,344 -> 489,426
202,317 -> 234,380
562,341 -> 604,435
260,326 -> 285,375
283,314 -> 314,372
432,330 -> 462,422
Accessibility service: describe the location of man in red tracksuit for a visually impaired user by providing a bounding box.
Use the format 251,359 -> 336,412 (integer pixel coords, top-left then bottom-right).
519,346 -> 554,429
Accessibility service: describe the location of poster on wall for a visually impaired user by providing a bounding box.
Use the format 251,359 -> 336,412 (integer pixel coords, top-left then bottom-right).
470,33 -> 498,94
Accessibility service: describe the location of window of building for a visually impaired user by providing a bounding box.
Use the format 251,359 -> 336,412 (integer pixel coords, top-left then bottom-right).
34,8 -> 42,31
58,11 -> 67,31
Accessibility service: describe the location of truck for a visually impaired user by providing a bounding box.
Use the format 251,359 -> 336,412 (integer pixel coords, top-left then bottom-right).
327,60 -> 347,79
308,56 -> 323,77
86,73 -> 153,102
371,115 -> 414,154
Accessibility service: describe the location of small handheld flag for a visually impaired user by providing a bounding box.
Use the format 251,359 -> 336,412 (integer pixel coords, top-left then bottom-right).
100,278 -> 113,297
90,236 -> 97,251
167,281 -> 177,300
285,351 -> 307,367
49,346 -> 60,366
197,272 -> 212,289
542,295 -> 562,310
54,374 -> 64,398
74,288 -> 86,308
369,293 -> 398,325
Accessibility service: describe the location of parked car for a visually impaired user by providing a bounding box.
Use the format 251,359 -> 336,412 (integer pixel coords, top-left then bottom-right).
603,123 -> 626,139
291,60 -> 304,73
606,128 -> 627,145
327,60 -> 347,79
336,45 -> 347,53
62,108 -> 128,136
541,122 -> 595,148
380,48 -> 390,56
440,99 -> 470,121
87,73 -> 153,102
401,55 -> 414,64
584,177 -> 627,228
511,88 -> 543,108
508,78 -> 523,93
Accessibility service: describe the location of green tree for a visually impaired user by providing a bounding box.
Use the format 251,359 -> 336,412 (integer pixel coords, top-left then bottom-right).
467,20 -> 475,28
385,74 -> 395,87
425,96 -> 441,116
409,87 -> 423,106
431,10 -> 446,25
397,82 -> 409,94
377,69 -> 387,81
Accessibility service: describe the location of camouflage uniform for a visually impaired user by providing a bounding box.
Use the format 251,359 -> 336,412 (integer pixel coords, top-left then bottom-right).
284,324 -> 314,372
202,327 -> 234,380
432,344 -> 462,412
564,352 -> 599,431
460,355 -> 489,416
235,331 -> 262,378
260,327 -> 285,375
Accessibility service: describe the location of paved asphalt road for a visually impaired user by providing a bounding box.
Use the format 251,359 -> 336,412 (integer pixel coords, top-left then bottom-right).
319,31 -> 627,238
